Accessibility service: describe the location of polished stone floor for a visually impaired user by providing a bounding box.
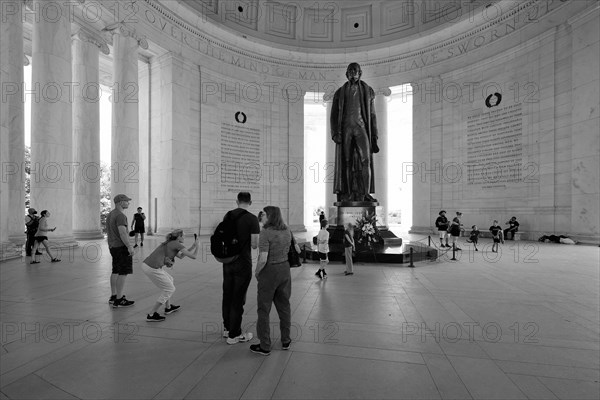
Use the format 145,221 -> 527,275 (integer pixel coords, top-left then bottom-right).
1,234 -> 599,399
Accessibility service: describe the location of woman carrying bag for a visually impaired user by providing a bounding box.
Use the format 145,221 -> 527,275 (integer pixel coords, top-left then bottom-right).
250,206 -> 297,355
141,229 -> 199,322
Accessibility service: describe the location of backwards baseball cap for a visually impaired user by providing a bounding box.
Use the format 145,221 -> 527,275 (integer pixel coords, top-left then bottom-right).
113,194 -> 132,203
439,210 -> 446,215
28,208 -> 37,214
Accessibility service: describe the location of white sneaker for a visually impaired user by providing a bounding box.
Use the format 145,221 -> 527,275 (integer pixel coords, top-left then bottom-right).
226,332 -> 253,345
223,329 -> 229,338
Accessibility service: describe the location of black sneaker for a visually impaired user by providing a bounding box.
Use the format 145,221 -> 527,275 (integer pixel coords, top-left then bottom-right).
164,305 -> 181,315
140,242 -> 143,247
282,341 -> 291,350
133,244 -> 138,248
147,312 -> 165,322
322,270 -> 327,279
108,295 -> 117,304
315,270 -> 322,279
250,344 -> 270,356
113,296 -> 135,308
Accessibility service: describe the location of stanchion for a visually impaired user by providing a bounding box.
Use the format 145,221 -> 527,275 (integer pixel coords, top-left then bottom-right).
428,236 -> 431,247
451,243 -> 457,261
408,247 -> 415,267
302,244 -> 307,263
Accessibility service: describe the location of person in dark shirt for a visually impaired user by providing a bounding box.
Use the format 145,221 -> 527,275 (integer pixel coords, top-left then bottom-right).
448,212 -> 464,250
221,192 -> 260,345
466,225 -> 480,251
131,207 -> 146,248
489,220 -> 504,252
504,216 -> 520,240
435,210 -> 450,248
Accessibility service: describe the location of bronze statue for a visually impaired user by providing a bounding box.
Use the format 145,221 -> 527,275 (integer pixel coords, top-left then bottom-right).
330,63 -> 379,202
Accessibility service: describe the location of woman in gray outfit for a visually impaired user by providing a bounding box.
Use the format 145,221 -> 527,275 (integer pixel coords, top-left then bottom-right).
250,206 -> 297,356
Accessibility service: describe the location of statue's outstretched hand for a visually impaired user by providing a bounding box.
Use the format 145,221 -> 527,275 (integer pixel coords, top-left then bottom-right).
372,140 -> 380,153
333,134 -> 342,144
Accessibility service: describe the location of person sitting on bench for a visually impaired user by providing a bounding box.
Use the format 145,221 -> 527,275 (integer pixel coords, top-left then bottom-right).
504,216 -> 520,240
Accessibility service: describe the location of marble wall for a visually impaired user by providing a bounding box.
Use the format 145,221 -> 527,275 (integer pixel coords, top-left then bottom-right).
410,6 -> 600,243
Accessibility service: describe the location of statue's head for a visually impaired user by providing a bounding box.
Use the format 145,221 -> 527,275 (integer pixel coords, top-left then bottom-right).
346,63 -> 362,83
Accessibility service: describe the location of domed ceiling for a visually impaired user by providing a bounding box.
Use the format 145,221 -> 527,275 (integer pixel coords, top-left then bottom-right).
172,0 -> 488,50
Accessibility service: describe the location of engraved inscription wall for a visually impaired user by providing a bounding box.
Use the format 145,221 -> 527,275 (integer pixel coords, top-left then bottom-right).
466,104 -> 523,188
220,122 -> 262,192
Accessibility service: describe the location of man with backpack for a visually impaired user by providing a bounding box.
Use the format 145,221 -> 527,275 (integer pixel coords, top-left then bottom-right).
215,192 -> 259,344
25,208 -> 40,257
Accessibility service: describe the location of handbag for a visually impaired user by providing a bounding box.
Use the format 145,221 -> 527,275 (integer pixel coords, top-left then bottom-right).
288,232 -> 301,268
163,243 -> 174,268
129,230 -> 135,237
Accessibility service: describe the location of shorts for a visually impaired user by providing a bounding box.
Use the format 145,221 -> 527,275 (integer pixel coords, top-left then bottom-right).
450,229 -> 460,237
318,252 -> 328,261
109,246 -> 133,275
438,230 -> 447,238
493,237 -> 501,243
134,226 -> 145,233
34,236 -> 48,242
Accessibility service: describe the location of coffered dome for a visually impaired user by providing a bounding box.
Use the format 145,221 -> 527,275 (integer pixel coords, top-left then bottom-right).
170,0 -> 491,51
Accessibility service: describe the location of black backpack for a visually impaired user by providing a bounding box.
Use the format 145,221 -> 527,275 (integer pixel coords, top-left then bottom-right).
26,215 -> 39,233
210,210 -> 248,263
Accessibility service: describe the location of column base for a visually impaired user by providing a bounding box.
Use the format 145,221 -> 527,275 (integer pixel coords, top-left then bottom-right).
1,241 -> 23,261
288,224 -> 307,233
73,230 -> 104,240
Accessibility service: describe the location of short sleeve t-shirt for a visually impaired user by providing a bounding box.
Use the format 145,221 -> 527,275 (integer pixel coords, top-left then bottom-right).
343,230 -> 354,247
489,226 -> 502,237
317,229 -> 330,253
227,208 -> 260,267
107,209 -> 128,248
259,228 -> 291,264
143,240 -> 186,268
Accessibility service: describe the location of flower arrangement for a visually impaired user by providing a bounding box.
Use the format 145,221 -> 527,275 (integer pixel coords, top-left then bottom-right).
355,213 -> 382,249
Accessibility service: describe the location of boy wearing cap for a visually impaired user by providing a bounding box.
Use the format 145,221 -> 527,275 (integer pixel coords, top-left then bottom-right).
107,194 -> 135,308
435,210 -> 450,247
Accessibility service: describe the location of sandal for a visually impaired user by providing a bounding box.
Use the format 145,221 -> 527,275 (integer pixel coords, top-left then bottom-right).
51,258 -> 61,263
30,261 -> 40,264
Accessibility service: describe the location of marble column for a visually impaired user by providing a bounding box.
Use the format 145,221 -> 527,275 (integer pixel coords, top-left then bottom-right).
0,1 -> 25,259
72,28 -> 109,239
154,53 -> 191,235
288,87 -> 305,232
323,95 -> 336,218
30,0 -> 77,249
374,88 -> 391,227
107,24 -> 147,211
569,8 -> 600,244
0,1 -> 29,258
409,79 -> 435,234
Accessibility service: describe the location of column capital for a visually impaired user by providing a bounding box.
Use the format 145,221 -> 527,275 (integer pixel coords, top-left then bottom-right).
102,22 -> 149,50
323,92 -> 334,102
72,27 -> 110,55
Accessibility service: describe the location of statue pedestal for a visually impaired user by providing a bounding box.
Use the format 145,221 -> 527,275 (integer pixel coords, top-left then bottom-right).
325,201 -> 402,254
333,201 -> 379,228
